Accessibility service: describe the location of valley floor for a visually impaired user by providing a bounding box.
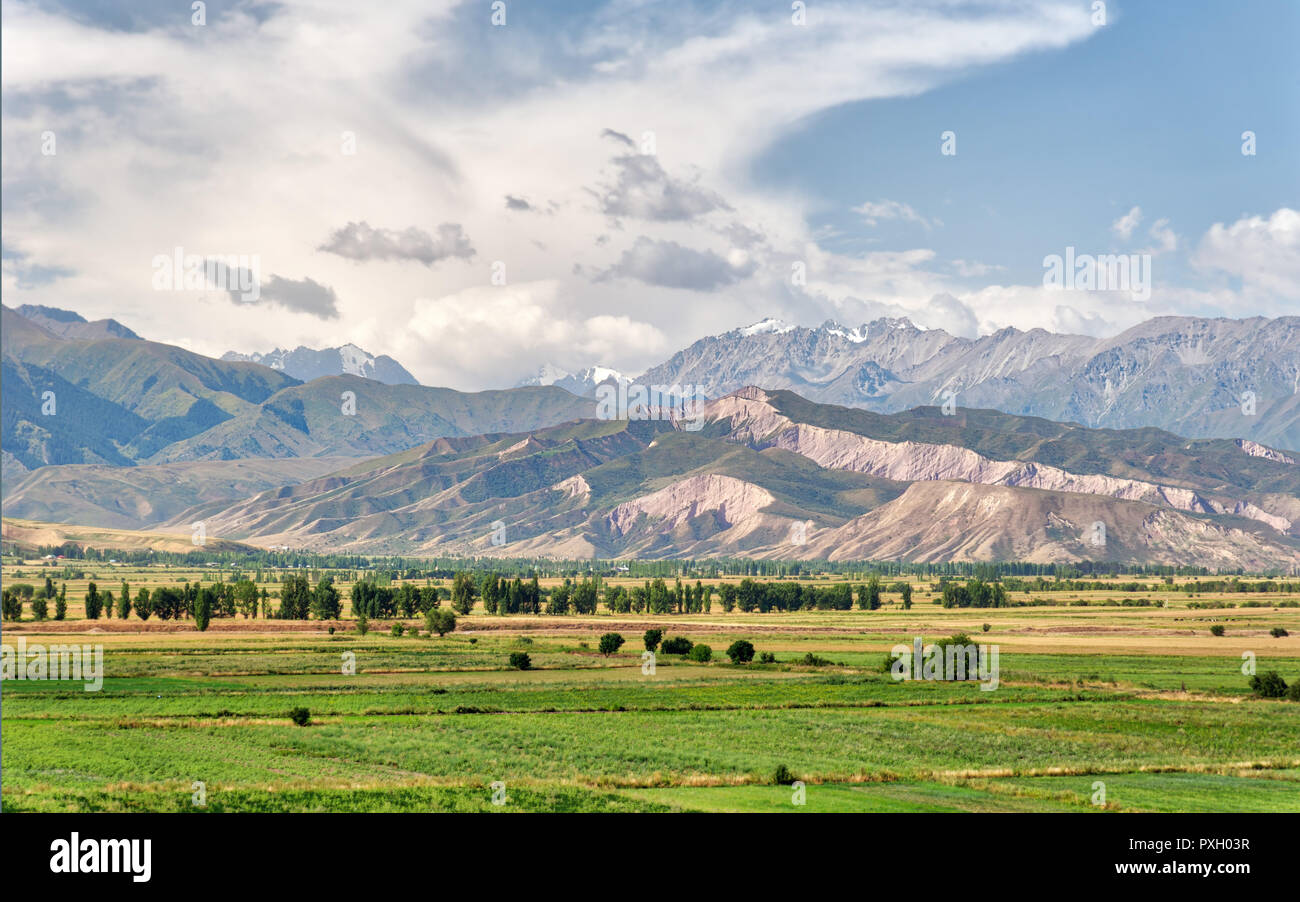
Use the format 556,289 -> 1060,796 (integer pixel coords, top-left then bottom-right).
4,598 -> 1300,813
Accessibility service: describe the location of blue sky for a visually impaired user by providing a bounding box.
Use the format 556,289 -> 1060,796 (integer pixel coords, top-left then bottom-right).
755,0 -> 1299,294
2,0 -> 1296,388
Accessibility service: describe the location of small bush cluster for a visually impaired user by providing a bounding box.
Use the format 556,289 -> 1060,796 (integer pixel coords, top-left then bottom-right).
661,636 -> 694,655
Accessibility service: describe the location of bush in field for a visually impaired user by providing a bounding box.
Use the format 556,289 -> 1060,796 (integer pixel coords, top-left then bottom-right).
726,640 -> 755,664
1271,627 -> 1289,638
1210,625 -> 1225,636
772,764 -> 795,785
689,644 -> 713,662
1249,671 -> 1287,698
289,707 -> 311,726
599,632 -> 625,656
425,607 -> 456,637
759,652 -> 776,663
30,596 -> 48,621
982,623 -> 991,632
661,636 -> 694,655
1288,681 -> 1300,702
800,652 -> 831,667
643,629 -> 663,652
390,622 -> 405,638
356,611 -> 369,636
508,652 -> 532,670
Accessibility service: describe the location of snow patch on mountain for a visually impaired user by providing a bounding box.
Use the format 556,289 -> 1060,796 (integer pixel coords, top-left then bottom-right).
737,317 -> 797,337
516,365 -> 630,398
222,344 -> 418,385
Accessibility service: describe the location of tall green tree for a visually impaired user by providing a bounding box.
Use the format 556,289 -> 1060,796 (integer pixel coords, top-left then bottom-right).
279,574 -> 313,619
194,588 -> 212,631
451,572 -> 477,615
310,575 -> 342,620
84,582 -> 102,620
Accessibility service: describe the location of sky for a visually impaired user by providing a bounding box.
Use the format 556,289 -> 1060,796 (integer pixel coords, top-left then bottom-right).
2,0 -> 1297,390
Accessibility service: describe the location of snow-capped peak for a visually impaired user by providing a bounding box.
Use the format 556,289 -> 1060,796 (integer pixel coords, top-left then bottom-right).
516,364 -> 628,397
337,343 -> 376,377
578,365 -> 628,384
519,363 -> 573,387
823,321 -> 869,343
738,317 -> 796,337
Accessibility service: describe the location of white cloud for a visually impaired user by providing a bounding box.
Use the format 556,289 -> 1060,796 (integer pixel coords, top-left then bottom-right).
1142,218 -> 1178,256
0,0 -> 1116,384
1192,208 -> 1300,302
1111,205 -> 1142,240
853,200 -> 933,229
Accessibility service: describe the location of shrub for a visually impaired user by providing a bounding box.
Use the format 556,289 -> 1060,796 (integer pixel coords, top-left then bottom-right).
289,707 -> 311,726
1249,671 -> 1288,698
599,632 -> 625,656
759,652 -> 776,664
689,644 -> 713,662
426,608 -> 457,637
1288,681 -> 1300,702
1210,625 -> 1225,636
981,623 -> 991,632
355,611 -> 369,636
661,636 -> 694,655
391,622 -> 405,637
1271,627 -> 1289,638
643,629 -> 663,652
508,652 -> 532,670
328,626 -> 336,635
726,640 -> 755,664
772,764 -> 795,785
800,652 -> 831,667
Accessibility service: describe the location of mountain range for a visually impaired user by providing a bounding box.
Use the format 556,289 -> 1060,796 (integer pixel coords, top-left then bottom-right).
630,315 -> 1300,452
14,304 -> 141,341
0,305 -> 595,471
4,303 -> 1298,566
516,364 -> 630,398
221,344 -> 419,385
148,387 -> 1300,566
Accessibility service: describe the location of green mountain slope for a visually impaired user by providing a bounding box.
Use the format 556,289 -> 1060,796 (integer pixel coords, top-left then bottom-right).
153,388 -> 1300,567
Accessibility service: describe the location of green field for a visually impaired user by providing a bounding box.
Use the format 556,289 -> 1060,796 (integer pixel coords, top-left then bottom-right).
4,566 -> 1300,813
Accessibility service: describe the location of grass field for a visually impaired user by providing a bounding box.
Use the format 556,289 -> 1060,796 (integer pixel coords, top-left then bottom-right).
4,562 -> 1300,812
